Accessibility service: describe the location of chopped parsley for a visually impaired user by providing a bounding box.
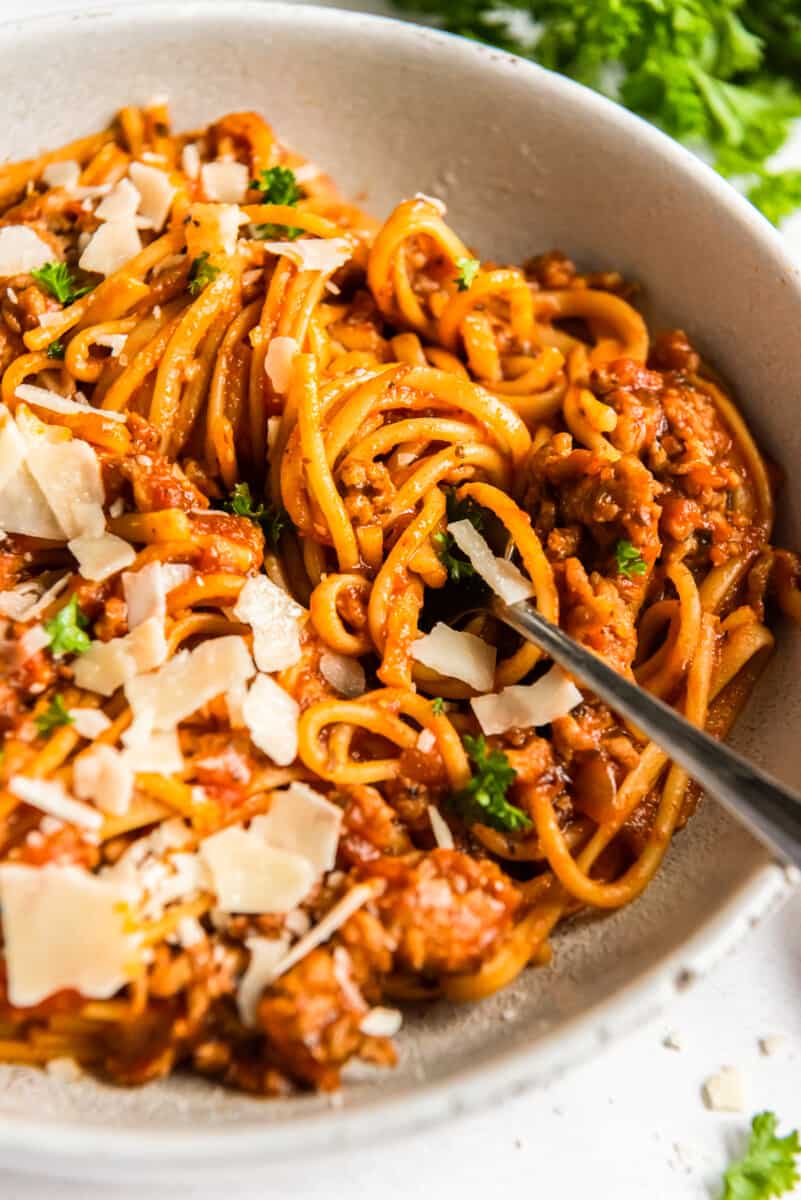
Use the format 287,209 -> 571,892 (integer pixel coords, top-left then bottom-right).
223,481 -> 291,547
445,488 -> 485,531
43,595 -> 91,657
454,255 -> 480,291
747,170 -> 801,227
614,539 -> 647,579
721,1111 -> 800,1200
433,488 -> 488,581
46,338 -> 65,360
449,734 -> 531,833
431,696 -> 446,715
187,252 -> 220,296
34,694 -> 74,736
252,165 -> 304,239
31,261 -> 92,306
392,0 -> 801,223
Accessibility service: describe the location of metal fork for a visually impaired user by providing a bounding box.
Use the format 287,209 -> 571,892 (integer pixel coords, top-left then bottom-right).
491,597 -> 801,870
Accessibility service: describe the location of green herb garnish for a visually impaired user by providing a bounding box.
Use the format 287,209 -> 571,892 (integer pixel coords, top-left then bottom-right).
43,595 -> 91,657
46,339 -> 65,360
251,166 -> 305,239
223,482 -> 291,547
187,252 -> 220,296
454,256 -> 480,291
34,694 -> 74,736
31,262 -> 92,306
721,1111 -> 800,1200
614,539 -> 647,579
449,734 -> 531,833
431,697 -> 446,715
432,530 -> 477,581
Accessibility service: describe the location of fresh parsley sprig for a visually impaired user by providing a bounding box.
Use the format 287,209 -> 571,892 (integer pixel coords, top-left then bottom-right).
223,481 -> 291,548
252,165 -> 304,240
31,262 -> 93,306
34,694 -> 74,736
721,1111 -> 800,1200
431,696 -> 446,715
46,338 -> 65,360
614,539 -> 647,579
454,256 -> 480,291
43,595 -> 91,658
187,252 -> 220,297
449,733 -> 531,833
433,488 -> 488,582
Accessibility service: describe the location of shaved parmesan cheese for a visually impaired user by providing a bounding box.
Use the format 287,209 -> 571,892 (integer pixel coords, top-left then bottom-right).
261,238 -> 351,274
93,333 -> 127,357
123,728 -> 183,775
181,142 -> 201,180
259,884 -> 375,987
232,574 -> 304,673
184,202 -> 247,259
23,429 -> 104,540
201,161 -> 249,204
129,162 -> 176,232
8,776 -> 102,830
73,744 -> 133,816
68,532 -> 135,582
42,161 -> 81,191
0,573 -> 68,622
0,460 -> 63,539
242,673 -> 299,766
238,936 -> 290,1026
360,1006 -> 403,1037
94,178 -> 141,222
417,728 -> 436,753
15,383 -> 126,422
68,707 -> 111,739
79,220 -> 141,277
702,1067 -> 745,1113
293,162 -> 322,183
74,616 -> 168,696
0,403 -> 28,490
427,804 -> 454,849
0,864 -> 136,1006
264,336 -> 298,393
319,651 -> 366,698
448,520 -> 534,604
252,782 -> 341,876
125,635 -> 254,728
411,622 -> 496,692
18,624 -> 49,663
0,226 -> 53,276
200,825 -> 314,914
414,191 -> 447,214
226,681 -> 247,729
46,1057 -> 82,1083
122,560 -> 192,629
471,666 -> 582,735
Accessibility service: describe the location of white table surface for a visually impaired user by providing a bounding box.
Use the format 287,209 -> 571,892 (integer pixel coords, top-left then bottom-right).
1,1 -> 800,1196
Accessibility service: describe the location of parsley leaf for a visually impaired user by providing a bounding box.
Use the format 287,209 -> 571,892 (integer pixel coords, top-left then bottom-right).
223,481 -> 291,547
445,488 -> 485,531
187,252 -> 220,296
721,1111 -> 800,1200
43,595 -> 91,658
391,0 -> 801,222
31,262 -> 93,306
34,694 -> 74,736
449,733 -> 530,832
46,338 -> 65,360
431,696 -> 446,715
432,530 -> 477,581
252,165 -> 303,207
614,539 -> 647,578
747,170 -> 801,226
454,255 -> 480,291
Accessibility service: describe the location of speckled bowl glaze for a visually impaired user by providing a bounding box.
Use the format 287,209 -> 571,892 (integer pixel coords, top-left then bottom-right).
0,0 -> 799,1178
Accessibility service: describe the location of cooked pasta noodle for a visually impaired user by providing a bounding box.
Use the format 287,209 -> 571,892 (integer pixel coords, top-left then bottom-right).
0,106 -> 796,1097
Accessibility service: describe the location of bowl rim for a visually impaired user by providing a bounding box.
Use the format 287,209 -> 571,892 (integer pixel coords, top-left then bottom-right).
0,0 -> 798,1175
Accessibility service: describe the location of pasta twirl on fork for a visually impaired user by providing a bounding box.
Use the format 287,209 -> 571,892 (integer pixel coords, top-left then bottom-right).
0,103 -> 796,1095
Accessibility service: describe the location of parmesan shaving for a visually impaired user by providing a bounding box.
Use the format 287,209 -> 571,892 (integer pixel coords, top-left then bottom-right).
0,226 -> 53,276
258,885 -> 375,987
79,220 -> 142,277
68,532 -> 135,582
261,237 -> 351,274
94,178 -> 141,222
129,161 -> 176,232
73,616 -> 168,696
199,826 -> 314,914
181,143 -> 201,180
359,1006 -> 403,1037
251,782 -> 342,876
68,707 -> 112,739
73,744 -> 134,816
411,622 -> 496,692
242,673 -> 300,766
470,666 -> 582,735
201,161 -> 249,204
232,574 -> 304,673
8,775 -> 103,830
41,161 -> 80,191
237,936 -> 290,1026
264,336 -> 298,393
14,384 -> 122,423
427,804 -> 454,849
125,635 -> 254,728
122,560 -> 192,628
447,519 -> 534,604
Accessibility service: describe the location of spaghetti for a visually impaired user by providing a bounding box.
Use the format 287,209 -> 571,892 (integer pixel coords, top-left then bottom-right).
0,105 -> 797,1096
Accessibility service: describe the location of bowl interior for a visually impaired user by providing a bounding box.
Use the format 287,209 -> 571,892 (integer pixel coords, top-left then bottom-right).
0,0 -> 799,1172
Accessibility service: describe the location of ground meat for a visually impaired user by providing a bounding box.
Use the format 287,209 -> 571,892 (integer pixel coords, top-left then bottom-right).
359,849 -> 520,975
336,784 -> 412,866
648,329 -> 700,375
560,557 -> 639,675
340,460 -> 396,527
501,731 -> 567,822
120,453 -> 209,513
524,250 -> 577,290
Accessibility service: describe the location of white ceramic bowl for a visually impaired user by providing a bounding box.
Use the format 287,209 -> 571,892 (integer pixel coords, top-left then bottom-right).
1,0 -> 800,1178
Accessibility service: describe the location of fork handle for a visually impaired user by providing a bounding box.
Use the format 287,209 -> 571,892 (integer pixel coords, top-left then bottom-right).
494,598 -> 801,871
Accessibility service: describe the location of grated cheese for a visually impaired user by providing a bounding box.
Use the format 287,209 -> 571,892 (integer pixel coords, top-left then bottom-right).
237,936 -> 290,1026
359,1006 -> 403,1037
68,532 -> 136,582
22,424 -> 105,541
199,825 -> 314,914
261,237 -> 351,275
470,666 -> 582,735
73,744 -> 134,816
125,635 -> 254,728
41,161 -> 81,191
447,519 -> 534,605
14,383 -> 126,423
319,651 -> 366,698
264,336 -> 298,393
94,178 -> 141,222
411,622 -> 496,692
79,219 -> 142,277
181,142 -> 201,180
0,863 -> 136,1006
8,775 -> 103,830
417,728 -> 436,753
73,616 -> 168,696
427,804 -> 454,849
0,226 -> 54,276
201,161 -> 249,204
122,560 -> 193,628
68,707 -> 112,739
242,673 -> 300,766
251,782 -> 342,876
232,573 -> 304,673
